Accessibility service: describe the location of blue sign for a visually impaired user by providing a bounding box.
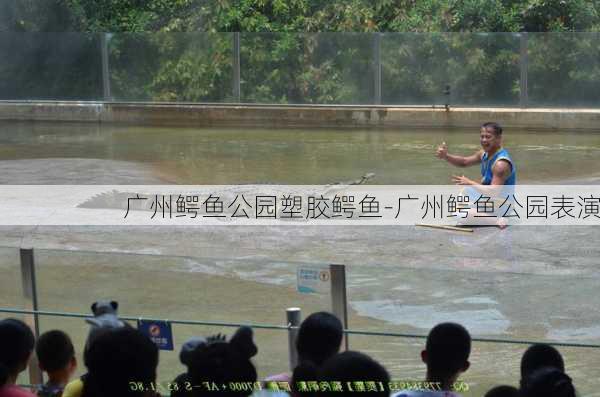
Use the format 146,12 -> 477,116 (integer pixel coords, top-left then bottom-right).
137,320 -> 174,351
297,265 -> 330,295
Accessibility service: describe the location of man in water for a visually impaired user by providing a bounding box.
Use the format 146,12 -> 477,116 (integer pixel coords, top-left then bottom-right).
436,122 -> 516,227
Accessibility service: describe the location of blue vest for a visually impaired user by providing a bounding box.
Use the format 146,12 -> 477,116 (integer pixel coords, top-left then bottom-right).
481,148 -> 516,185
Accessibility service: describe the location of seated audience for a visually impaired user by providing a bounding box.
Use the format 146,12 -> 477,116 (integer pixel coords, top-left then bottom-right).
6,302 -> 583,397
520,366 -> 575,397
183,326 -> 258,397
0,318 -> 36,397
36,330 -> 77,397
393,322 -> 471,397
318,351 -> 390,397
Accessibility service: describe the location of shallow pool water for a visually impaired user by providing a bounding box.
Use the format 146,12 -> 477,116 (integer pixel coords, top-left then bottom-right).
1,121 -> 599,184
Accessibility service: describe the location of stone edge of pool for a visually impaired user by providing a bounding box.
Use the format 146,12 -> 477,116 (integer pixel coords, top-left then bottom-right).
1,101 -> 600,131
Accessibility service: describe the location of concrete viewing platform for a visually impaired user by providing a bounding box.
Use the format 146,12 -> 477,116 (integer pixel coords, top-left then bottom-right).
1,101 -> 599,130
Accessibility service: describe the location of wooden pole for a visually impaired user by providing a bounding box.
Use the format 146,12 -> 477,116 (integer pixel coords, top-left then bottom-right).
415,223 -> 473,233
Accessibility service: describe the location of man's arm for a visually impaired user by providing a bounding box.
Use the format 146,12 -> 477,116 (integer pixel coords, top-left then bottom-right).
446,151 -> 482,167
490,159 -> 511,186
436,142 -> 482,167
452,159 -> 512,196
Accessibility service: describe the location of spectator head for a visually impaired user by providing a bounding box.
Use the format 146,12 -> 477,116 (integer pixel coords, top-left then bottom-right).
36,330 -> 76,377
422,322 -> 471,381
482,122 -> 503,136
0,318 -> 35,387
187,326 -> 257,397
520,366 -> 575,397
83,326 -> 158,397
484,385 -> 519,397
318,351 -> 390,397
296,312 -> 343,366
520,343 -> 565,381
84,300 -> 125,355
180,336 -> 208,368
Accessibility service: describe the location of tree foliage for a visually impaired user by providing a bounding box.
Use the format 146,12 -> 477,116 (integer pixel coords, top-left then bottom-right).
1,0 -> 599,106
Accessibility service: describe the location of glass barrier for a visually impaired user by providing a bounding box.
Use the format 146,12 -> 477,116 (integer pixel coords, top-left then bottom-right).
528,32 -> 600,107
0,246 -> 27,309
0,245 -> 38,389
344,229 -> 600,397
352,340 -> 600,397
108,32 -> 234,103
241,33 -> 375,104
0,32 -> 102,101
31,248 -> 333,382
1,32 -> 600,107
382,33 -> 520,106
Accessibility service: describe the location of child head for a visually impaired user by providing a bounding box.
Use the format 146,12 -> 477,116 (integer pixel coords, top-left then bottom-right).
36,330 -> 77,384
520,343 -> 564,382
83,326 -> 158,397
179,336 -> 207,369
0,318 -> 35,386
423,322 -> 471,383
520,366 -> 575,397
296,312 -> 343,365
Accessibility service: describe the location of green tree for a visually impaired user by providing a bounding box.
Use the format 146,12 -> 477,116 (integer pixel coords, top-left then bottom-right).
2,0 -> 600,105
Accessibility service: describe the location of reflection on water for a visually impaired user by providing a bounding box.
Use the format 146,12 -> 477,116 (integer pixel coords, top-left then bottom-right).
1,121 -> 599,184
352,300 -> 511,334
548,325 -> 600,341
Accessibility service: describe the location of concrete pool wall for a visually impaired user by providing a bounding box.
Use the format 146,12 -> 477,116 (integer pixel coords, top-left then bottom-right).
1,101 -> 600,130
